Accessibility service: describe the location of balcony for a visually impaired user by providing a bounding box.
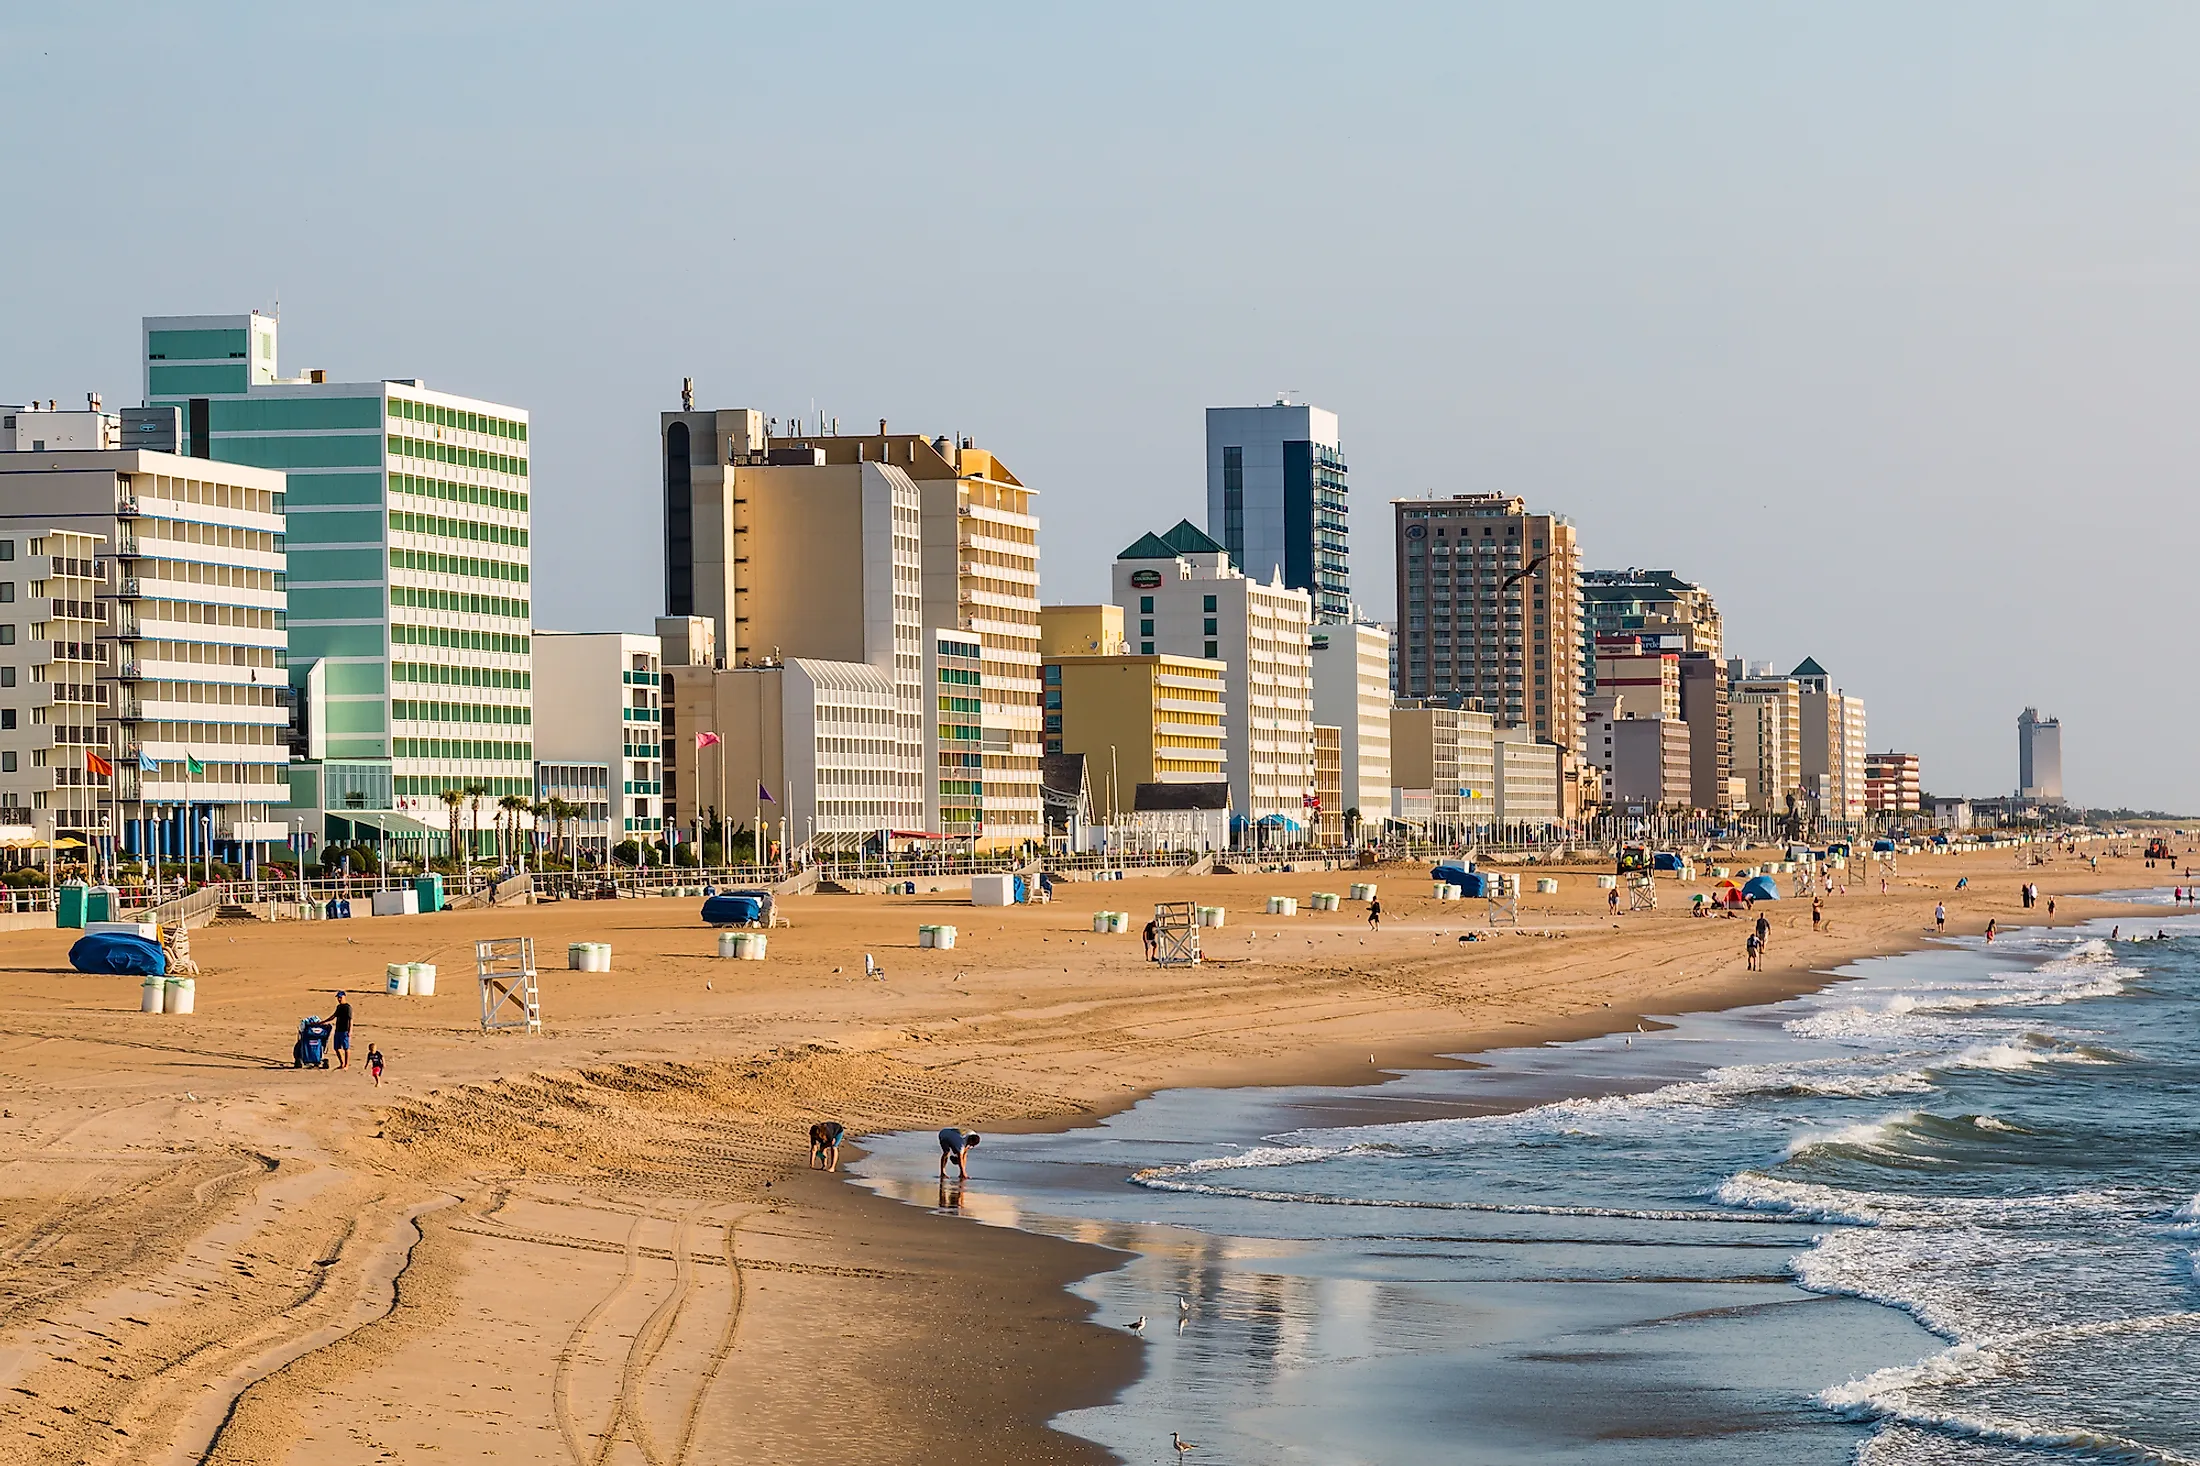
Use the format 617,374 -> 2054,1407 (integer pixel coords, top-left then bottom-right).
115,500 -> 141,519
115,578 -> 142,599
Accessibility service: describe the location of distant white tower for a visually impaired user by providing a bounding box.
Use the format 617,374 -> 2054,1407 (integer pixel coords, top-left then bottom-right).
2017,707 -> 2063,803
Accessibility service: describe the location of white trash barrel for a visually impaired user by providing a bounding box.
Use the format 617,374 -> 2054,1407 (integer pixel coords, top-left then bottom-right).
919,926 -> 937,948
386,963 -> 411,997
163,976 -> 194,1015
568,943 -> 589,970
720,931 -> 747,958
933,925 -> 956,950
743,933 -> 768,960
1595,874 -> 1618,889
1535,878 -> 1559,894
1092,912 -> 1112,933
141,974 -> 165,1013
410,963 -> 436,997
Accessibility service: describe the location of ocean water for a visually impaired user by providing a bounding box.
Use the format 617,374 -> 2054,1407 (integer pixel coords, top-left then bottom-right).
854,904 -> 2200,1464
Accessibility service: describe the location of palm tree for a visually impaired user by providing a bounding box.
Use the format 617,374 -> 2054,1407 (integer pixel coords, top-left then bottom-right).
528,800 -> 551,872
463,783 -> 490,881
499,793 -> 528,870
550,797 -> 580,866
440,789 -> 463,872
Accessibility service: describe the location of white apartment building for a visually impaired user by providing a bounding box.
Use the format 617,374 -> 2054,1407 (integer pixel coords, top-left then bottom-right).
1114,520 -> 1314,840
534,631 -> 662,855
535,760 -> 612,865
667,657 -> 921,854
1390,702 -> 1495,838
1494,727 -> 1563,827
1730,662 -> 1803,815
1793,658 -> 1867,824
1310,622 -> 1391,831
0,528 -> 107,848
0,445 -> 290,865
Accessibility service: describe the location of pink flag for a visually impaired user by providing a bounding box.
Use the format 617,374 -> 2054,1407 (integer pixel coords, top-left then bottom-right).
695,731 -> 722,749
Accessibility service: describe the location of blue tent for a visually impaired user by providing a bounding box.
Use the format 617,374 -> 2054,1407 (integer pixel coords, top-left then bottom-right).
701,892 -> 766,927
1741,874 -> 1781,901
69,932 -> 166,976
1651,851 -> 1685,872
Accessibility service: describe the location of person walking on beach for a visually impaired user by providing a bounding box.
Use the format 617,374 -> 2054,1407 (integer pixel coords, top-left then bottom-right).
1811,897 -> 1823,931
330,991 -> 354,1071
938,1127 -> 981,1180
1754,912 -> 1771,954
2048,897 -> 2056,917
1985,918 -> 1997,944
1744,931 -> 1759,970
1142,919 -> 1158,962
810,1120 -> 846,1172
366,1043 -> 384,1087
1367,897 -> 1381,928
1935,902 -> 1947,932
1608,886 -> 1620,915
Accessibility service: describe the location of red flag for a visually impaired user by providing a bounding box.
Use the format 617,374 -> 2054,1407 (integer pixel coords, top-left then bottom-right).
695,731 -> 722,749
86,750 -> 114,777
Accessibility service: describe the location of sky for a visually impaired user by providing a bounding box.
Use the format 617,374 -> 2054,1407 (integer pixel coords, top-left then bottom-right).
3,2 -> 2195,809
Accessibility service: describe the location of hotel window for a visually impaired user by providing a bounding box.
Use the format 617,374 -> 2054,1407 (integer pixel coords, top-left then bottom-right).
1203,618 -> 1217,636
1139,596 -> 1153,614
1141,641 -> 1154,656
1221,446 -> 1244,560
1140,619 -> 1154,637
1203,595 -> 1216,612
1205,640 -> 1219,659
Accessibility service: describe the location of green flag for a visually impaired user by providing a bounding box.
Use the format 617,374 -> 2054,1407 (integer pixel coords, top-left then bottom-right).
186,754 -> 204,777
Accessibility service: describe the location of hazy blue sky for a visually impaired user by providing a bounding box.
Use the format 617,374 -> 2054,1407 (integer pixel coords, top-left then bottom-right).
4,3 -> 2194,808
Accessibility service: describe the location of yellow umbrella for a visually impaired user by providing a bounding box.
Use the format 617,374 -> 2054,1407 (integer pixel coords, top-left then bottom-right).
49,837 -> 87,850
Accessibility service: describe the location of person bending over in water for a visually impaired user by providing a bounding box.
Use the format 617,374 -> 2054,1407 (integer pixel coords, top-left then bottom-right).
938,1127 -> 981,1180
810,1121 -> 846,1171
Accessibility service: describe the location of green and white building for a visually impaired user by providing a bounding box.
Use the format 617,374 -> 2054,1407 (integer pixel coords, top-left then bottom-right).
142,312 -> 533,854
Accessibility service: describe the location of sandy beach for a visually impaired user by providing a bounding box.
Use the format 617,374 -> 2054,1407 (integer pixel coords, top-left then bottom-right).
0,846 -> 2163,1465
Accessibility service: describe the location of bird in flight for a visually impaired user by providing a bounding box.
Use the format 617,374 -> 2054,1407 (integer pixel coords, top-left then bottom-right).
1502,555 -> 1547,591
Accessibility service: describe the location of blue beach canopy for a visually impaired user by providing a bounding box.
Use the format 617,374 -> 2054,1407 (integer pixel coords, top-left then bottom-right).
69,932 -> 166,976
1741,874 -> 1781,901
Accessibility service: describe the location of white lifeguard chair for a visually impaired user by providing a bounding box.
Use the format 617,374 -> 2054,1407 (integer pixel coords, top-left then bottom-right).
477,936 -> 540,1034
1153,901 -> 1200,966
1628,873 -> 1659,911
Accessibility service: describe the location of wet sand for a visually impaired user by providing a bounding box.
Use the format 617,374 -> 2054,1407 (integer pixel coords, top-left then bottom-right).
0,847 -> 2163,1464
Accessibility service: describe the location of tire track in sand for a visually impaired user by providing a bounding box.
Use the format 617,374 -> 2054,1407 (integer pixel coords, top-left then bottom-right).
554,1208 -> 643,1466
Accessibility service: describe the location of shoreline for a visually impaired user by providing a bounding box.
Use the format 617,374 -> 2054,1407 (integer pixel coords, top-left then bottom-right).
829,883 -> 2163,1462
0,851 -> 2167,1465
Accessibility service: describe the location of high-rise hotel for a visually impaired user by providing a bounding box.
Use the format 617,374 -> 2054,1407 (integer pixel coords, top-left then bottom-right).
1393,493 -> 1583,755
142,313 -> 532,849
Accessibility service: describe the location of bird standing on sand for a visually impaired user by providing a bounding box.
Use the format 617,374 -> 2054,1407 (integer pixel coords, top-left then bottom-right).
1127,1315 -> 1147,1332
1173,1431 -> 1196,1453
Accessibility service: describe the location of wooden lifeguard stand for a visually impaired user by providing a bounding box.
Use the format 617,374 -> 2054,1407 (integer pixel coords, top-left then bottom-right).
1152,901 -> 1200,966
477,936 -> 540,1034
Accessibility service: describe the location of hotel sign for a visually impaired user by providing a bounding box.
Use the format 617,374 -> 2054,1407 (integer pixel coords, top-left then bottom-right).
1128,569 -> 1163,588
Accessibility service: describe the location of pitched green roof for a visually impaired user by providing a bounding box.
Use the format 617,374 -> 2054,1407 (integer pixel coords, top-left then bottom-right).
1121,518 -> 1226,560
1791,656 -> 1829,678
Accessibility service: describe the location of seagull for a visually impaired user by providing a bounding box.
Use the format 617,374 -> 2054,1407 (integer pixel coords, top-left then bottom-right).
1177,1294 -> 1193,1314
1127,1315 -> 1147,1332
1173,1432 -> 1196,1453
1501,554 -> 1547,590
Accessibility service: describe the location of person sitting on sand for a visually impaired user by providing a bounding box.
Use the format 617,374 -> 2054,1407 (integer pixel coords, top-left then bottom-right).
938,1127 -> 981,1180
366,1043 -> 385,1087
810,1121 -> 846,1172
